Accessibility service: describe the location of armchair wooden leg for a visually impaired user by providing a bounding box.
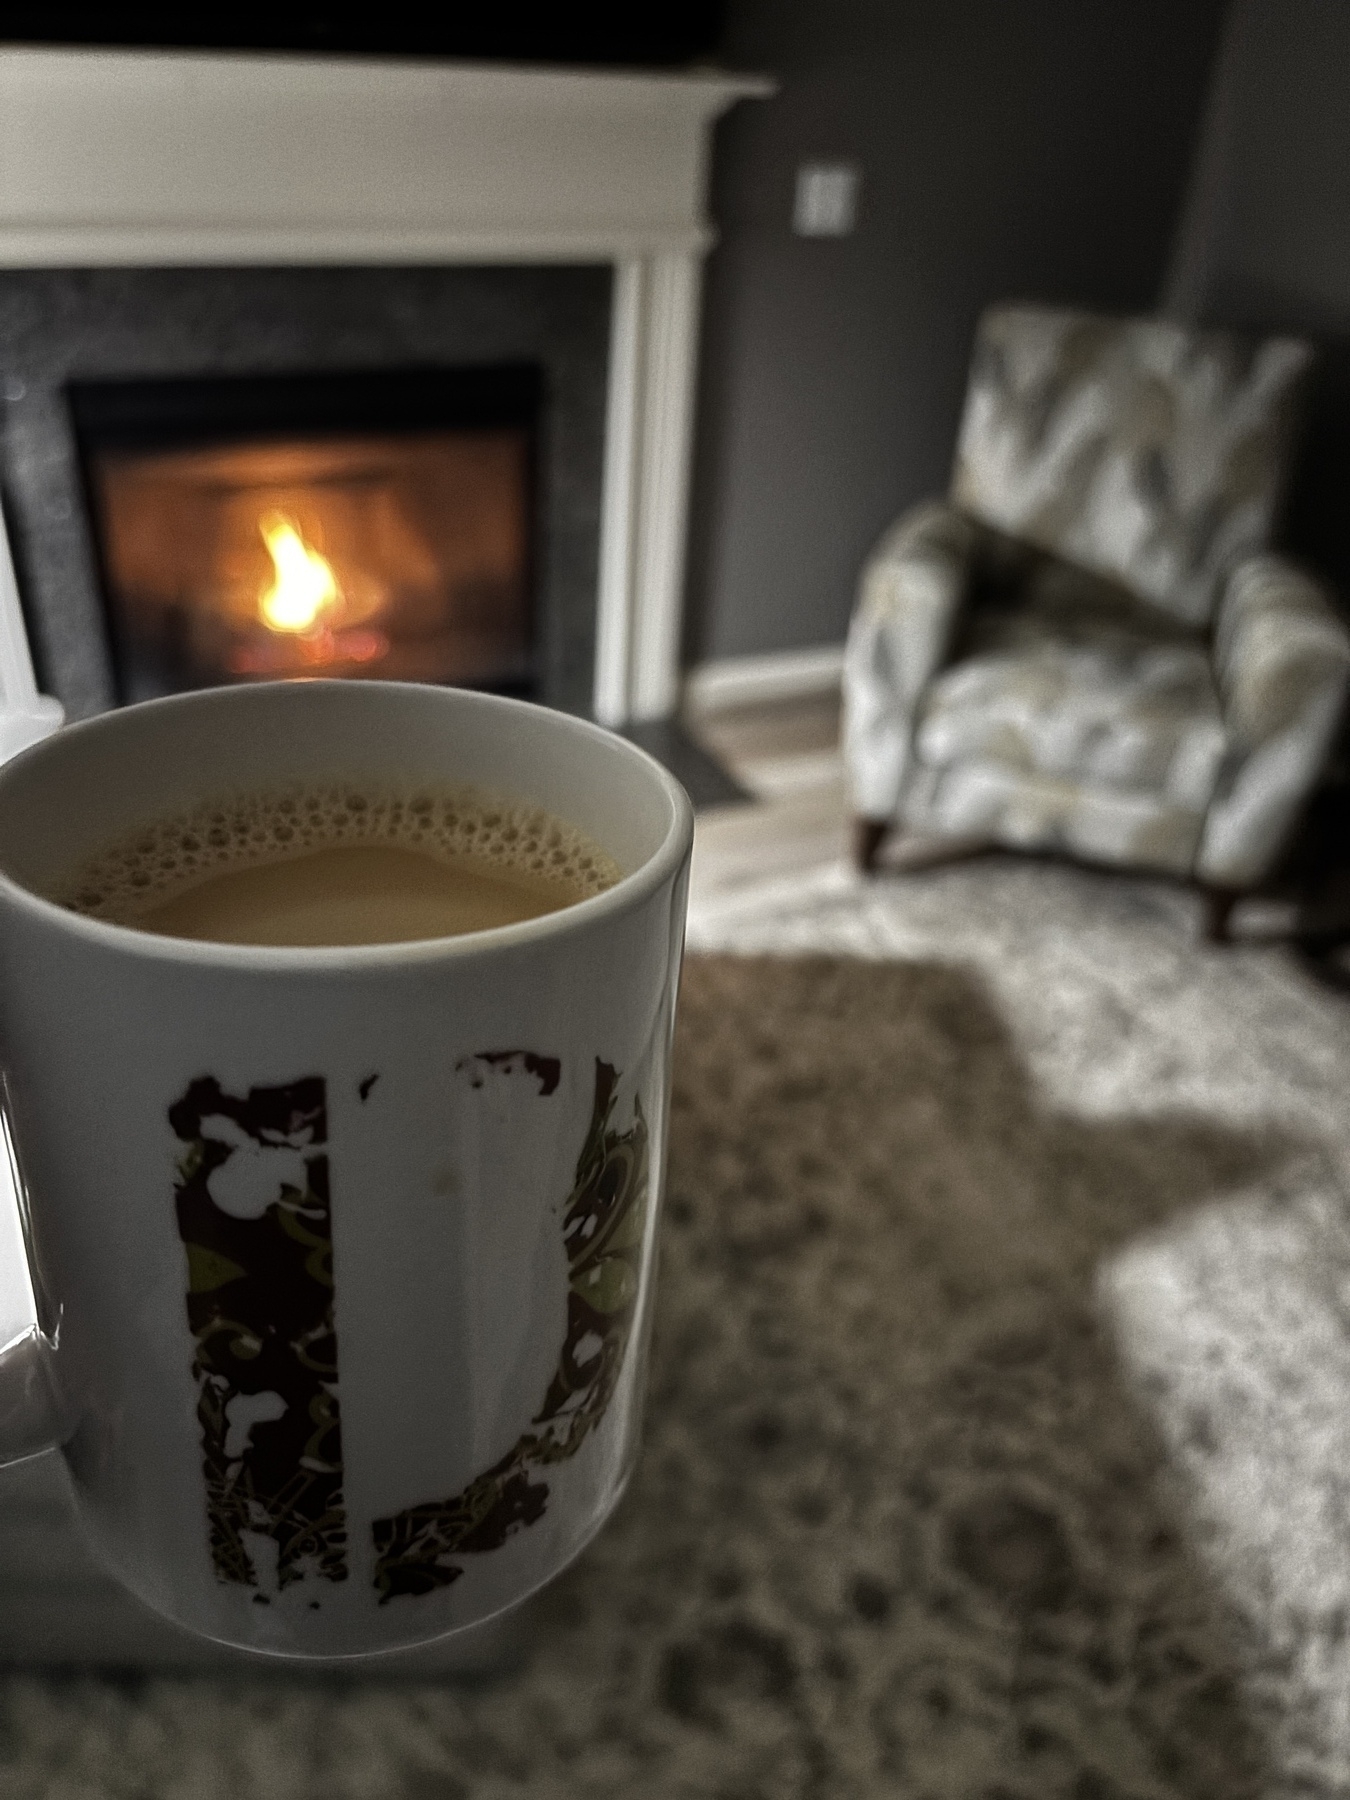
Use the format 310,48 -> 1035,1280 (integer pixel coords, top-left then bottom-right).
853,816 -> 890,874
1201,885 -> 1240,944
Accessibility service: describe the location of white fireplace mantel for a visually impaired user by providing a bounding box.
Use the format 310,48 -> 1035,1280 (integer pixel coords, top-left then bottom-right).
0,48 -> 771,724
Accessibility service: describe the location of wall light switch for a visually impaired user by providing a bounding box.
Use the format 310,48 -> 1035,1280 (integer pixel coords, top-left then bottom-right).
793,162 -> 861,237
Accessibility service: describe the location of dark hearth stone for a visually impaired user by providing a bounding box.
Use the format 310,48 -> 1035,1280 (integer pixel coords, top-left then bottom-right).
619,717 -> 751,812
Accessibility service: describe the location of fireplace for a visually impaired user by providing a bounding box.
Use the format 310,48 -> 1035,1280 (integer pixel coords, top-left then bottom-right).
0,49 -> 768,747
0,265 -> 609,720
69,365 -> 540,703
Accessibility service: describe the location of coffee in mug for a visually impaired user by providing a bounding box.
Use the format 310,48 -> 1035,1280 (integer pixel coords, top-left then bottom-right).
57,782 -> 622,947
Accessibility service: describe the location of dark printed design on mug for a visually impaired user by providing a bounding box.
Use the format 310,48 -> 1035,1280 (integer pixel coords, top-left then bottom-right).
170,1076 -> 348,1594
463,1050 -> 562,1096
372,1057 -> 647,1602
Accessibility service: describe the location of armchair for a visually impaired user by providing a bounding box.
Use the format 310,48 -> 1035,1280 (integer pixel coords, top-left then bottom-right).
843,305 -> 1350,933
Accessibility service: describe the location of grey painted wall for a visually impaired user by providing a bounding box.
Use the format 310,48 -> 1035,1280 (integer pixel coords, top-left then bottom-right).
685,0 -> 1229,665
1165,0 -> 1350,601
1167,0 -> 1350,326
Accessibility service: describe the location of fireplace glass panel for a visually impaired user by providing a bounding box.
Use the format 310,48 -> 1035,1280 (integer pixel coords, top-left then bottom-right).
69,366 -> 540,703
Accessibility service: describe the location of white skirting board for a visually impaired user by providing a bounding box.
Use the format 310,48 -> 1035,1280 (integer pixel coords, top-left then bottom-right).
683,644 -> 845,716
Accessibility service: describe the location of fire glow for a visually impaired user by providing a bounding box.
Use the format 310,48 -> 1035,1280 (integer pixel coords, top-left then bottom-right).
258,512 -> 341,635
239,510 -> 388,673
88,428 -> 534,695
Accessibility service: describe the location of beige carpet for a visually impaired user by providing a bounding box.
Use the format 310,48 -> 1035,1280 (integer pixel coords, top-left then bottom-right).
1,921 -> 1348,1797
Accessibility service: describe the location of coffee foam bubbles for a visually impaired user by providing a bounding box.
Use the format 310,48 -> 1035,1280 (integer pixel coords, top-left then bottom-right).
58,781 -> 623,926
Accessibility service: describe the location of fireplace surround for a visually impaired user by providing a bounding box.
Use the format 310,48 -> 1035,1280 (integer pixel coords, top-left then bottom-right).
0,268 -> 603,713
0,46 -> 770,735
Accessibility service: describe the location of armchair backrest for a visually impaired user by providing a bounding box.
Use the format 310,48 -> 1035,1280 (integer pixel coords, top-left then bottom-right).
950,304 -> 1313,626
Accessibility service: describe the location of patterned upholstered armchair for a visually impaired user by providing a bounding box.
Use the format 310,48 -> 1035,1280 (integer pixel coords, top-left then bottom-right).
843,304 -> 1350,936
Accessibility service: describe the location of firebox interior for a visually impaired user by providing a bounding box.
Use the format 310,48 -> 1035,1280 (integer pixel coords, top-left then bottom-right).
67,364 -> 541,703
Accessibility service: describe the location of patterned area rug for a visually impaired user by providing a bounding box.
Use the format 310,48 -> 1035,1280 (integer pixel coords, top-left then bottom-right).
2,858 -> 1349,1798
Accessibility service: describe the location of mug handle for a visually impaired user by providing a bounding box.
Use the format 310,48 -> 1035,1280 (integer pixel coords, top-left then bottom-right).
0,1090 -> 76,1464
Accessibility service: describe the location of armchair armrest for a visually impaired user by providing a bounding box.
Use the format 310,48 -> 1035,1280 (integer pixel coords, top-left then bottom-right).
842,500 -> 981,820
1197,555 -> 1350,889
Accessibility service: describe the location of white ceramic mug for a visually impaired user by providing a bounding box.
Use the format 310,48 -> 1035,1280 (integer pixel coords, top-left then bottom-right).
0,681 -> 692,1660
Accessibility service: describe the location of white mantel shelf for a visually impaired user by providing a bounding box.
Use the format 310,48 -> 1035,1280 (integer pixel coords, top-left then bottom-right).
0,50 -> 768,266
0,48 -> 772,724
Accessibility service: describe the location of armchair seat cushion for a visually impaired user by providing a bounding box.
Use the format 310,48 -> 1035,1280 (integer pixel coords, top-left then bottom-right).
902,760 -> 1207,875
915,617 -> 1226,809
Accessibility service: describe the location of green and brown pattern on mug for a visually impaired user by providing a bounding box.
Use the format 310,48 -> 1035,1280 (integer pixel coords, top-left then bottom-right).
372,1057 -> 649,1601
170,1076 -> 348,1594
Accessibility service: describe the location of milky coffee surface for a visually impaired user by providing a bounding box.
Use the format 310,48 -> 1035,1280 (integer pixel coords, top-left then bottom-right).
56,781 -> 621,946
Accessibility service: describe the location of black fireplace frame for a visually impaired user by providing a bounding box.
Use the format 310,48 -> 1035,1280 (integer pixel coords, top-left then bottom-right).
67,360 -> 545,706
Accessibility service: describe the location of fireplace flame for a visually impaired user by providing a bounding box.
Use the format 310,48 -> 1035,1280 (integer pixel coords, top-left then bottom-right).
257,511 -> 340,634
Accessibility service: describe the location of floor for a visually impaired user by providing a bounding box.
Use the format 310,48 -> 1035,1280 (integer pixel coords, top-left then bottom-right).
685,690 -> 850,917
5,689 -> 1350,1794
685,690 -> 1350,989
678,693 -> 1350,1793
